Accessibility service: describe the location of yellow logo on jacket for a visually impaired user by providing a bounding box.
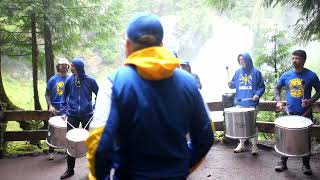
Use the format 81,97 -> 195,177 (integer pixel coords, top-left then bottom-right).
239,74 -> 252,90
289,78 -> 304,98
56,81 -> 65,96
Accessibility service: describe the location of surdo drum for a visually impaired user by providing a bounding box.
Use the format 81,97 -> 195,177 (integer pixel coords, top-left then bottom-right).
46,116 -> 67,148
66,128 -> 89,158
274,115 -> 313,157
224,107 -> 256,139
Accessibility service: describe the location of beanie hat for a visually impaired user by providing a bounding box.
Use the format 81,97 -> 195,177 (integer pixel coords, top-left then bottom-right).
126,13 -> 163,45
58,58 -> 69,65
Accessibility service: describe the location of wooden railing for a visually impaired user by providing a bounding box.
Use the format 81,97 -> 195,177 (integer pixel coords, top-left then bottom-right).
1,101 -> 320,157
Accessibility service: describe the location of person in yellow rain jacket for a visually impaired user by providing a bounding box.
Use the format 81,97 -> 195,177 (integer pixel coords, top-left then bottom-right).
86,13 -> 214,180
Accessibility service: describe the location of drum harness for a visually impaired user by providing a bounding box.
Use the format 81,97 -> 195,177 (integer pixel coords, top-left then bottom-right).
65,116 -> 94,130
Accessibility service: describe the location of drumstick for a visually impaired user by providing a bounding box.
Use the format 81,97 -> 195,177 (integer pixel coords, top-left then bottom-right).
238,98 -> 253,102
226,66 -> 230,82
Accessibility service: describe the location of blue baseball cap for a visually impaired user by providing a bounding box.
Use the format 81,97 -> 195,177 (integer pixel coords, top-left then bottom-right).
180,60 -> 190,65
126,13 -> 163,45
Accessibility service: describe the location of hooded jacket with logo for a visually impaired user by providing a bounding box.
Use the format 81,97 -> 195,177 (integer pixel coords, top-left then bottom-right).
229,53 -> 265,107
86,47 -> 214,180
60,58 -> 99,117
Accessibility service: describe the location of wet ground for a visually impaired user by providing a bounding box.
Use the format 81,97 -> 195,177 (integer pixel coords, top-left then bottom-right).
1,143 -> 319,180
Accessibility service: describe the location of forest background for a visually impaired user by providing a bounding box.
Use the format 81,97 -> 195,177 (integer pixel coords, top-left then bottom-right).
1,0 -> 320,154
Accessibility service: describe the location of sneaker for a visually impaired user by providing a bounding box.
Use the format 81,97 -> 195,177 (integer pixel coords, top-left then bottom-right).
47,152 -> 55,160
275,161 -> 288,172
234,143 -> 245,153
60,169 -> 74,179
251,145 -> 259,155
302,165 -> 312,176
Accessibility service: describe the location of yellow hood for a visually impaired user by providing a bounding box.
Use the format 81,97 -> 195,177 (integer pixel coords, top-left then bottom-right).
124,47 -> 180,80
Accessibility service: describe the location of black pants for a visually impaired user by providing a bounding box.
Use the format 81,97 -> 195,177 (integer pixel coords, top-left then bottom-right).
280,110 -> 313,168
280,156 -> 310,168
67,115 -> 92,170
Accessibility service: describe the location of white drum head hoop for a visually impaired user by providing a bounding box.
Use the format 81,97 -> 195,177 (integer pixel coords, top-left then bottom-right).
224,107 -> 255,112
275,115 -> 313,128
49,116 -> 67,128
66,128 -> 89,142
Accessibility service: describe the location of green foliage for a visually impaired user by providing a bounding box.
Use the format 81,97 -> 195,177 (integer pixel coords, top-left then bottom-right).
3,74 -> 47,110
263,0 -> 320,42
254,31 -> 293,101
204,0 -> 236,12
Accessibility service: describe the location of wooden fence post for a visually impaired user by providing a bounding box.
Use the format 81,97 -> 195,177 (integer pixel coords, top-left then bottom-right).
0,102 -> 7,158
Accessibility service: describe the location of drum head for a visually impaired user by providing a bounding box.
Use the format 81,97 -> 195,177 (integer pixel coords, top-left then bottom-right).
275,115 -> 313,128
224,107 -> 255,112
66,128 -> 89,142
49,116 -> 67,128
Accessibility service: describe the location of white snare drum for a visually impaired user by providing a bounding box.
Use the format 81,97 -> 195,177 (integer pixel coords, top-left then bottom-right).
224,107 -> 256,139
46,116 -> 67,148
274,115 -> 313,157
66,128 -> 89,158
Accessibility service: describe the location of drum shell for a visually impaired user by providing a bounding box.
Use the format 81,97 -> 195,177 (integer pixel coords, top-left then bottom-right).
275,125 -> 312,157
46,118 -> 67,148
224,108 -> 256,139
66,128 -> 89,158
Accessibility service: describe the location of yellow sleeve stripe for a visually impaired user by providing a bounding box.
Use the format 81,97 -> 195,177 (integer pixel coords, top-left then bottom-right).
85,127 -> 105,180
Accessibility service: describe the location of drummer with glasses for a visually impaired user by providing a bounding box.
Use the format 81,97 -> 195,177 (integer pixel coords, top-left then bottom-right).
45,58 -> 70,160
274,50 -> 320,175
59,57 -> 99,179
228,52 -> 265,155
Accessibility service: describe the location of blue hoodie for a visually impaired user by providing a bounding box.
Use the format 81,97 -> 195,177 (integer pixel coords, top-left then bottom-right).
229,53 -> 265,107
60,58 -> 99,117
86,47 -> 214,180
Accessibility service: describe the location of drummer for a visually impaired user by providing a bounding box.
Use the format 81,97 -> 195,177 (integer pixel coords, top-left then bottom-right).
180,60 -> 202,89
45,58 -> 70,160
59,57 -> 99,179
228,52 -> 265,155
274,50 -> 320,175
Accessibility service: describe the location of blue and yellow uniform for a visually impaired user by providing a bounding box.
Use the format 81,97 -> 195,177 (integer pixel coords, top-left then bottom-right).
86,47 -> 214,180
277,68 -> 320,114
46,74 -> 68,115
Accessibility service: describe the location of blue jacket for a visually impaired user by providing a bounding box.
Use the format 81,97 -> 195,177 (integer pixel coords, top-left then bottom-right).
86,47 -> 214,180
229,53 -> 265,107
61,58 -> 99,117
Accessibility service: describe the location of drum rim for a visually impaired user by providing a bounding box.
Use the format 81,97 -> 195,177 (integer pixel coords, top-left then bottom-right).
46,139 -> 66,149
275,115 -> 313,129
275,125 -> 312,130
274,145 -> 311,157
225,134 -> 256,139
66,148 -> 86,158
49,116 -> 67,127
224,107 -> 255,112
66,128 -> 89,141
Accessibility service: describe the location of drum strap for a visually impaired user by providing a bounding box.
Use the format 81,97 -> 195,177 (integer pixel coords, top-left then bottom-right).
66,116 -> 94,129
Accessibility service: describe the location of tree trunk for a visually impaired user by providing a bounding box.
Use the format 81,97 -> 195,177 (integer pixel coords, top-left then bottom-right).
0,49 -> 21,110
31,12 -> 42,111
43,0 -> 54,129
43,0 -> 55,82
30,13 -> 42,146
